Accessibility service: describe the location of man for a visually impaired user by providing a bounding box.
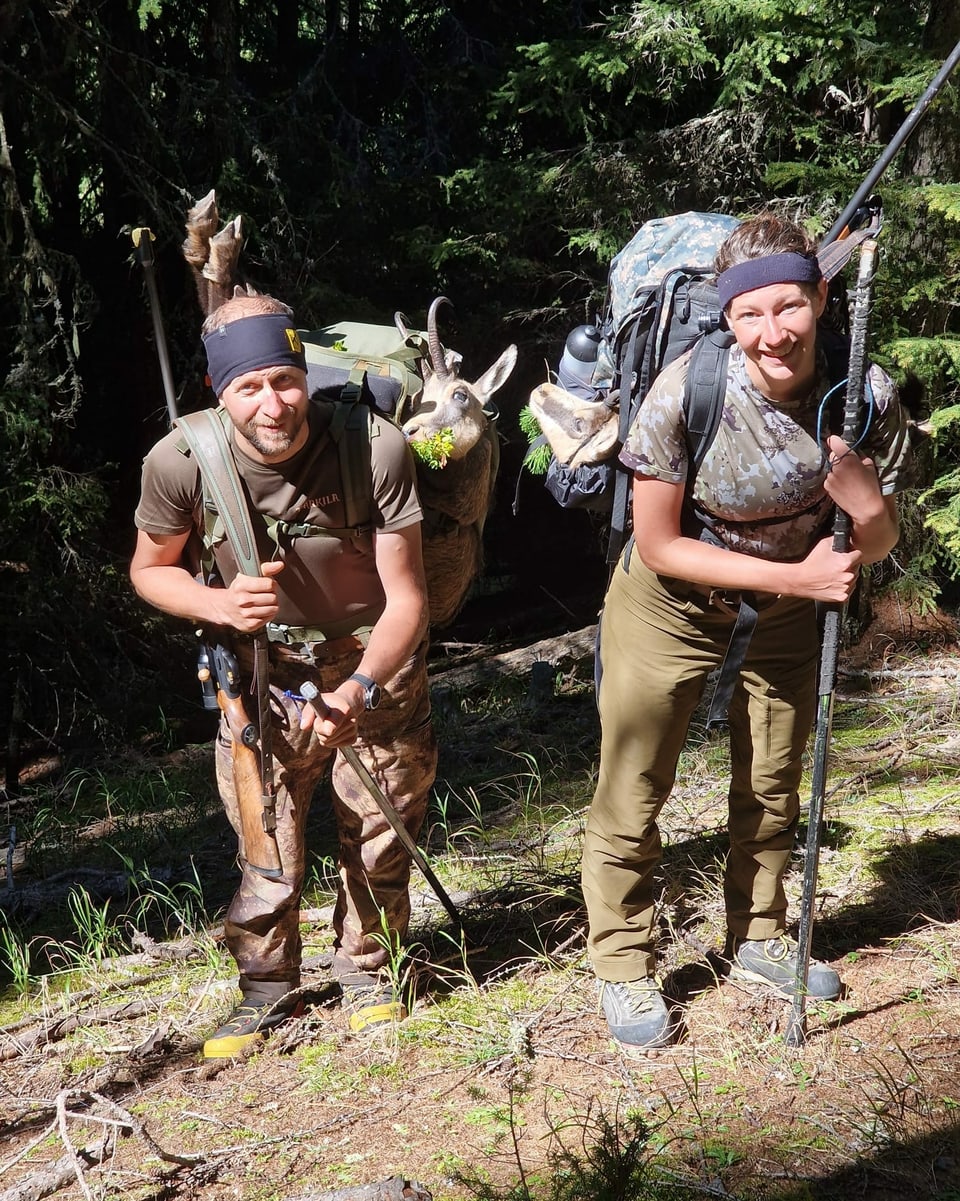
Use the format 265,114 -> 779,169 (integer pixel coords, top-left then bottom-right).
131,292 -> 437,1058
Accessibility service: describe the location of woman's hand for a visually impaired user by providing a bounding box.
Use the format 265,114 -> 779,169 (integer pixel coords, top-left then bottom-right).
792,535 -> 862,603
822,435 -> 899,563
822,435 -> 885,524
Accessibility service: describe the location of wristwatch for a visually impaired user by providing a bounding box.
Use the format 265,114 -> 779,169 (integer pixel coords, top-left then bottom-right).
347,672 -> 381,711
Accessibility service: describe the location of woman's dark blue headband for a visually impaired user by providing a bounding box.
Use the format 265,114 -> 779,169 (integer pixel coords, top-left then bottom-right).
716,252 -> 822,309
202,313 -> 307,397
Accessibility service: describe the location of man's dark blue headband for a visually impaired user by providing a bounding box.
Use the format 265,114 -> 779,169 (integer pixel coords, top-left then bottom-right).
716,252 -> 822,310
202,313 -> 307,397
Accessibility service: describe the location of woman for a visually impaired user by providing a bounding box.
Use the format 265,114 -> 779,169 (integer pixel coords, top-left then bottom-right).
581,212 -> 912,1051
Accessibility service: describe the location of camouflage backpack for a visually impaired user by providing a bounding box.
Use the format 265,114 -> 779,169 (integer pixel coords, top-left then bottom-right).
548,212 -> 741,563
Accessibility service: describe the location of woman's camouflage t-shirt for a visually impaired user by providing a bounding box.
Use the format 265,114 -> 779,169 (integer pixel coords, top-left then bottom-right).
620,343 -> 911,562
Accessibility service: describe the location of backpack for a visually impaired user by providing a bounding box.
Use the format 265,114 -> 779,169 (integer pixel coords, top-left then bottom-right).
523,211 -> 741,560
298,319 -> 433,533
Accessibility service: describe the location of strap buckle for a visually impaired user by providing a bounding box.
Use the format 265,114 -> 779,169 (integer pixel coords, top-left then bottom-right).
707,589 -> 743,618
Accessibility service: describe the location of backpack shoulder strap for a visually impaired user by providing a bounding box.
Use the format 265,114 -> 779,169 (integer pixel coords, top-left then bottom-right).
173,408 -> 260,577
327,367 -> 374,532
683,328 -> 734,472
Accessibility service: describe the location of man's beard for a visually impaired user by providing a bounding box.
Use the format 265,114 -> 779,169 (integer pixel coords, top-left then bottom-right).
235,411 -> 305,458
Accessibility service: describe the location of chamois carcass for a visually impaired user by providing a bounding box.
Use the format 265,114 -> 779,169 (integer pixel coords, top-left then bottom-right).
181,191 -> 517,628
397,297 -> 516,626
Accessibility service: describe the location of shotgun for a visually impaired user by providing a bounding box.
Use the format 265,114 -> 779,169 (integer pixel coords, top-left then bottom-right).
206,644 -> 282,879
133,228 -> 282,881
785,235 -> 879,1047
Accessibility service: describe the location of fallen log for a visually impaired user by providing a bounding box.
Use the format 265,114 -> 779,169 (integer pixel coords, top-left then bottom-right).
0,1135 -> 115,1201
0,1000 -> 155,1062
429,624 -> 597,693
286,1178 -> 433,1201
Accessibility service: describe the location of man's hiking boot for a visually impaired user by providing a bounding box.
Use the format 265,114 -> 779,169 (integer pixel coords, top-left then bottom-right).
598,977 -> 673,1051
728,934 -> 841,1000
335,967 -> 407,1033
203,998 -> 305,1059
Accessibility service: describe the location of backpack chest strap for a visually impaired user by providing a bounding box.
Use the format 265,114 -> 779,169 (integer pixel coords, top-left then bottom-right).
261,514 -> 372,548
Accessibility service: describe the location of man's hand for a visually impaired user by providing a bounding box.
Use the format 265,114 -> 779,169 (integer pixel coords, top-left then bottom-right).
298,681 -> 360,748
209,560 -> 285,632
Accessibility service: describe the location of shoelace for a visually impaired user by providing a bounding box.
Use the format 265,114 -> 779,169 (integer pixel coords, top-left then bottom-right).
616,980 -> 661,1015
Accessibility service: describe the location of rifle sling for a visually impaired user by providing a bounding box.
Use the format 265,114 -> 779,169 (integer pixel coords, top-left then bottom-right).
174,409 -> 276,806
174,409 -> 260,577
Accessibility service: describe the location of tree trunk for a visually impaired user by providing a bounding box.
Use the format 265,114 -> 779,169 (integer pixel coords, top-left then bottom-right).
906,0 -> 960,181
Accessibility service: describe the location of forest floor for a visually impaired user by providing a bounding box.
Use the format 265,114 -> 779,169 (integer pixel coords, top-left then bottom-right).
4,592 -> 960,1201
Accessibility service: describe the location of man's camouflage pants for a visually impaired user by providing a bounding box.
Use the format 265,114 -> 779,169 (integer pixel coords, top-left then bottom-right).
217,636 -> 437,1004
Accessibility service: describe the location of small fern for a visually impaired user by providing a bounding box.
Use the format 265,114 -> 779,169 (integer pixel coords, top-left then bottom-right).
518,405 -> 552,475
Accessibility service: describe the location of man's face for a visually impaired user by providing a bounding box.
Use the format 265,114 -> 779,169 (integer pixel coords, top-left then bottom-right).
220,365 -> 310,461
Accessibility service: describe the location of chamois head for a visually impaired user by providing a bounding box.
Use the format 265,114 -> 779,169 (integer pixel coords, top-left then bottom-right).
398,297 -> 517,462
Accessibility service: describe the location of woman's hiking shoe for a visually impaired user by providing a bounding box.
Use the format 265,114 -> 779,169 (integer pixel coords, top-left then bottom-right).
203,999 -> 305,1059
728,935 -> 841,1000
336,968 -> 408,1033
598,977 -> 673,1050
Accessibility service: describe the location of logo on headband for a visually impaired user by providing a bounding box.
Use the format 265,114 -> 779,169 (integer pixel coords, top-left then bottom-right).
285,328 -> 303,354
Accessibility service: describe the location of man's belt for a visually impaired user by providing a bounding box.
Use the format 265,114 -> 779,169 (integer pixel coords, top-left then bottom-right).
261,623 -> 372,666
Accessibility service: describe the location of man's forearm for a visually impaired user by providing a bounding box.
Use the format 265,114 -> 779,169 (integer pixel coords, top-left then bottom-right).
130,564 -> 221,624
355,595 -> 429,689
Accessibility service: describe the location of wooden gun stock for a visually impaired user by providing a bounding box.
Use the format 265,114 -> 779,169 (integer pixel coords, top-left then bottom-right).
211,647 -> 283,880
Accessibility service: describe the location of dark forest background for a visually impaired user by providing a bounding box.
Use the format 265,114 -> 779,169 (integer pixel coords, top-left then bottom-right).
3,0 -> 960,779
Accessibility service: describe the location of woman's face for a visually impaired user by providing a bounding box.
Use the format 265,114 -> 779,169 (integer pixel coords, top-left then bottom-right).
726,277 -> 828,402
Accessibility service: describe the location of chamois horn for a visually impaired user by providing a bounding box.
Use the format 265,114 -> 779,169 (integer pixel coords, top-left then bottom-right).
426,296 -> 453,380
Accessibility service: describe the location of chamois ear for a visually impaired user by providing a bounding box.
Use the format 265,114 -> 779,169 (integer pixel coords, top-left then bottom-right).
472,344 -> 518,401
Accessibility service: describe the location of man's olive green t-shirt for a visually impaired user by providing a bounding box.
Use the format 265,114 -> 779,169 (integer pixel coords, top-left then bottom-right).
135,399 -> 422,634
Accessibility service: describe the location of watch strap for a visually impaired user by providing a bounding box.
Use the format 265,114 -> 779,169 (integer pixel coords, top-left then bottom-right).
346,672 -> 380,710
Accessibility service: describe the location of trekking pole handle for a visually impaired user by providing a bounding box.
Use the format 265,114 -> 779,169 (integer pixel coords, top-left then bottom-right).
131,226 -> 179,427
832,236 -> 879,556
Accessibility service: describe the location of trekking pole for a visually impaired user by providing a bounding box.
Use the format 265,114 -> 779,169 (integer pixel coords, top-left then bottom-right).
824,38 -> 960,245
131,227 -> 179,427
299,681 -> 466,937
785,235 -> 880,1048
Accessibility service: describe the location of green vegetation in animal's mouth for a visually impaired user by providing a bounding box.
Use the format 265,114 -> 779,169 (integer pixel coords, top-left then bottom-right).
410,428 -> 455,469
